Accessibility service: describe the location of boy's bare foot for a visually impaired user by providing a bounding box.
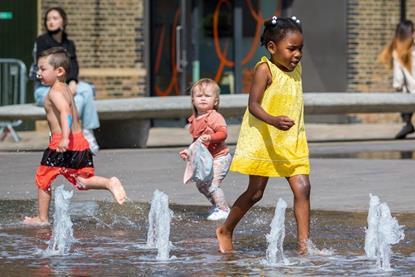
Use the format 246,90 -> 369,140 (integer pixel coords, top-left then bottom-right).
216,225 -> 233,253
108,177 -> 126,205
23,216 -> 50,226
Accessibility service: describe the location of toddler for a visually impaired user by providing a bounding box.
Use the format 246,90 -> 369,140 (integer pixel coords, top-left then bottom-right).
180,79 -> 232,221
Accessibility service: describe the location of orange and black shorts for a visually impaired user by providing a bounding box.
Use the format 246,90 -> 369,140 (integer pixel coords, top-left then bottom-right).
35,132 -> 95,191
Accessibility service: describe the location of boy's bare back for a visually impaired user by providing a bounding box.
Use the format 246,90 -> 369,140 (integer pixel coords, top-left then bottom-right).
44,82 -> 81,134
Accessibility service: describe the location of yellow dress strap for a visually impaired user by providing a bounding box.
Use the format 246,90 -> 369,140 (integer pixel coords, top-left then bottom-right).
254,56 -> 302,78
254,56 -> 277,80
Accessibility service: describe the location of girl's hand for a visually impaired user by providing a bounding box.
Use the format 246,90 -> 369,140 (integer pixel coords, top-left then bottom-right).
270,116 -> 295,131
57,138 -> 69,152
179,149 -> 189,160
199,134 -> 211,143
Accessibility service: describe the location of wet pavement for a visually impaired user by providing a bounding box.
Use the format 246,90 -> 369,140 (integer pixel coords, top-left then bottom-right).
1,200 -> 414,276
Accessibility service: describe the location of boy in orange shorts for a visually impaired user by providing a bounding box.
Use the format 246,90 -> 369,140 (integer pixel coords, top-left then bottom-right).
24,47 -> 126,225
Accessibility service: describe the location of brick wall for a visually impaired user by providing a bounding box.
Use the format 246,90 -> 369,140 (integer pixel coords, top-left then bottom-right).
347,0 -> 400,93
39,0 -> 146,99
408,0 -> 415,22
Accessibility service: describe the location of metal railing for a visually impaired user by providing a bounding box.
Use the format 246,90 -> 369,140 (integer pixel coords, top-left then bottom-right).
0,59 -> 27,142
0,59 -> 27,106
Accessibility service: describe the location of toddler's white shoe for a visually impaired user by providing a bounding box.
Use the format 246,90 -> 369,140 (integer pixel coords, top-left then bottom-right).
207,207 -> 229,221
83,129 -> 100,155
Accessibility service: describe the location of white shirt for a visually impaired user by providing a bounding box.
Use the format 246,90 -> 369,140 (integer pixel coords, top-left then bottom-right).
392,48 -> 415,93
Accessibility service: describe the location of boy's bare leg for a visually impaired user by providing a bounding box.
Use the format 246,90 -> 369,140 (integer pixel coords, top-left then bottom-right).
216,175 -> 268,253
77,176 -> 126,205
23,188 -> 51,225
287,174 -> 311,254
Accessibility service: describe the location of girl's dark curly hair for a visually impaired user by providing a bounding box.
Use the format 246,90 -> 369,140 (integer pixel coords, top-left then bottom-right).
260,16 -> 302,46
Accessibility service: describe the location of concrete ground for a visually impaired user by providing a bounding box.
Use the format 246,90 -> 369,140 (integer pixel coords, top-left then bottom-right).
0,123 -> 414,213
1,123 -> 415,151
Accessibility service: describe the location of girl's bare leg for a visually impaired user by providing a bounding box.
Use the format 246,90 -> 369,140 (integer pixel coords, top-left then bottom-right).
286,174 -> 311,254
77,176 -> 126,205
23,188 -> 51,225
216,175 -> 268,253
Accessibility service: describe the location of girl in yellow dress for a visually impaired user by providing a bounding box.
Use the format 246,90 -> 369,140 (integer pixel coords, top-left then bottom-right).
217,16 -> 311,254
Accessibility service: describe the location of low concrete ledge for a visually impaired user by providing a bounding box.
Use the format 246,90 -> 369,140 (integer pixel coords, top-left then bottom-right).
1,92 -> 415,148
2,93 -> 415,121
304,93 -> 415,114
95,93 -> 415,118
0,104 -> 44,120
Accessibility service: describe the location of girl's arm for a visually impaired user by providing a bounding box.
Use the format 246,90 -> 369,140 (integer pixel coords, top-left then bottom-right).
200,113 -> 227,144
200,126 -> 227,144
209,126 -> 227,143
248,63 -> 294,131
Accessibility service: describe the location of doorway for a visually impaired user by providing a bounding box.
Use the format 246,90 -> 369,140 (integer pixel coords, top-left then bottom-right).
149,0 -> 285,96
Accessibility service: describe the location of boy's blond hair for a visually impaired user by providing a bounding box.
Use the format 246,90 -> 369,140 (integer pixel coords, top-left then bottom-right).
38,47 -> 70,76
190,78 -> 221,115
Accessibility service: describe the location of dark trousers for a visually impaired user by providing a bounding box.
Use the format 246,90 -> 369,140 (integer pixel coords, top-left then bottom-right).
401,113 -> 413,125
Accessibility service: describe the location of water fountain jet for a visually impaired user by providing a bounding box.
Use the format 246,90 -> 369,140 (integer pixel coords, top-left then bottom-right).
44,185 -> 75,256
364,194 -> 405,270
146,190 -> 173,260
264,198 -> 289,265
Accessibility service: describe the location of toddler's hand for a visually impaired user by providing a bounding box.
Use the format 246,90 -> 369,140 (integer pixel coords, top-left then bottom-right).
179,149 -> 189,160
199,134 -> 211,143
57,137 -> 69,152
270,116 -> 295,131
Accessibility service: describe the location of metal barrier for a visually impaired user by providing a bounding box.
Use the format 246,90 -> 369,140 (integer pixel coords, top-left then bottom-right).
0,59 -> 27,142
0,59 -> 26,105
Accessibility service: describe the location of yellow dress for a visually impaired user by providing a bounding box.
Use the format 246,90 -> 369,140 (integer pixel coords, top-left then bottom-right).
230,56 -> 310,177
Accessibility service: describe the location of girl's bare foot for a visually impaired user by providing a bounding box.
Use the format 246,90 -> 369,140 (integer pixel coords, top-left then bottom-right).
297,240 -> 308,255
216,225 -> 233,253
108,177 -> 126,205
23,216 -> 50,226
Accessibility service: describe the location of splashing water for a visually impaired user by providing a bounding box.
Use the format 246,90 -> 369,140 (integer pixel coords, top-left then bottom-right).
44,185 -> 75,256
264,198 -> 289,265
377,203 -> 405,270
1,199 -> 414,275
364,194 -> 405,271
306,239 -> 334,256
146,190 -> 173,260
365,194 -> 381,259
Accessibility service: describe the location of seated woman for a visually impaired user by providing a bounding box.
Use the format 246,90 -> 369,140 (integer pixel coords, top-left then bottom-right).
33,7 -> 100,153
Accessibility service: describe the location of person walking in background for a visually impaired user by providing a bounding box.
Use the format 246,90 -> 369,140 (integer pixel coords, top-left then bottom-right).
179,79 -> 232,221
32,7 -> 100,153
379,20 -> 415,139
216,16 -> 311,254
